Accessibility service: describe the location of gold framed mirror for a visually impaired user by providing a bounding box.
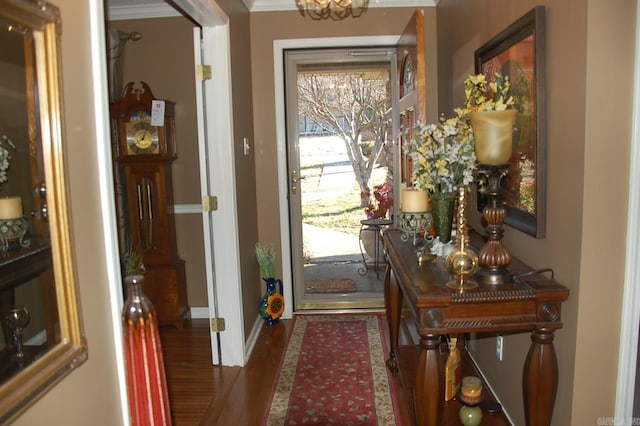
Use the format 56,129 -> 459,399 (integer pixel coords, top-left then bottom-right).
0,0 -> 87,423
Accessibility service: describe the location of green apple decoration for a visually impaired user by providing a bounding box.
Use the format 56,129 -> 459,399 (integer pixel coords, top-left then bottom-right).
459,405 -> 483,426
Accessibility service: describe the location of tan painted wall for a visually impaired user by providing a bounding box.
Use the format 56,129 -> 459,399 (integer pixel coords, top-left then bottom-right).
16,0 -> 123,424
249,7 -> 435,275
437,0 -> 635,424
574,0 -> 635,423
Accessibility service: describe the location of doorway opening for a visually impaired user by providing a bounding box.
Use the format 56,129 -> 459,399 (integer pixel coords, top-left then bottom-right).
105,2 -> 246,367
285,48 -> 398,311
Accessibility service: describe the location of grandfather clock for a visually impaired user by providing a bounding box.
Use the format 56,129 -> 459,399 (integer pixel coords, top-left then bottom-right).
111,81 -> 190,328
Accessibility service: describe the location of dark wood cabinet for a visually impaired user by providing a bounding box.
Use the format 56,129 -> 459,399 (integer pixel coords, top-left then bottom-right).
111,82 -> 190,328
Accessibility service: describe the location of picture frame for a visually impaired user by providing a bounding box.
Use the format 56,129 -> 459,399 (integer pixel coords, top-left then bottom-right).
0,1 -> 87,423
475,6 -> 547,238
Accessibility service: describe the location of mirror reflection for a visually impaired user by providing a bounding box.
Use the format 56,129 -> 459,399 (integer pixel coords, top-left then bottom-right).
0,14 -> 60,384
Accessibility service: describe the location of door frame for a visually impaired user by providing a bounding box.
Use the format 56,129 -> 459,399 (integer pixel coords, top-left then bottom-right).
104,0 -> 246,370
273,36 -> 400,316
284,48 -> 398,310
615,0 -> 640,418
171,1 -> 246,367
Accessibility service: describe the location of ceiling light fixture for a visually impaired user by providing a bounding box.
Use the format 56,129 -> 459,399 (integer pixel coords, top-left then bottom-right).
296,0 -> 369,21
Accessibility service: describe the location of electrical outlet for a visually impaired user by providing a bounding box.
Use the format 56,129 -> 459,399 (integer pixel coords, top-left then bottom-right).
496,335 -> 504,361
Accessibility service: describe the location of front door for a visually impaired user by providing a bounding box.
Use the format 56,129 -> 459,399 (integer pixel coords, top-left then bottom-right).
284,48 -> 398,310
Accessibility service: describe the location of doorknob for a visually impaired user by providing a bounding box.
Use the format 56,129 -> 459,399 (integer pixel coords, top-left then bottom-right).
290,172 -> 306,194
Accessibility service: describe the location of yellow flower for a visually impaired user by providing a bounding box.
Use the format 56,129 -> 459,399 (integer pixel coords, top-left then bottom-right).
463,72 -> 514,112
266,293 -> 284,319
405,114 -> 476,194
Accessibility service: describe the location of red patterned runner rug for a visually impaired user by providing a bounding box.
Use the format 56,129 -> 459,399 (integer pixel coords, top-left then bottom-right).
262,314 -> 401,425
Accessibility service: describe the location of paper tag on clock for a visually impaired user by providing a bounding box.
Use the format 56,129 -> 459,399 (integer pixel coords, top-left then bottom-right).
151,100 -> 165,126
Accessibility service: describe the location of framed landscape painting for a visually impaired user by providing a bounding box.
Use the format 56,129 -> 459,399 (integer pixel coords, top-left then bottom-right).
475,6 -> 547,238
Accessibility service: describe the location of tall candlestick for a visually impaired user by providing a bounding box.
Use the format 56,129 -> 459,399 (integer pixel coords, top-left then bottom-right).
0,196 -> 23,219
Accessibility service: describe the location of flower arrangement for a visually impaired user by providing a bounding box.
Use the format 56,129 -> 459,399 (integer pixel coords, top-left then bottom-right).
0,134 -> 16,190
404,73 -> 515,194
363,181 -> 393,219
406,114 -> 476,194
462,72 -> 515,113
255,242 -> 276,278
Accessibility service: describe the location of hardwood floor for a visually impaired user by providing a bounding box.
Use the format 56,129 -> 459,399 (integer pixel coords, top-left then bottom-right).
160,318 -> 294,425
160,316 -> 413,425
160,315 -> 509,426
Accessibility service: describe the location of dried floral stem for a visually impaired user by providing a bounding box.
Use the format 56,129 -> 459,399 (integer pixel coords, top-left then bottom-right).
255,242 -> 276,278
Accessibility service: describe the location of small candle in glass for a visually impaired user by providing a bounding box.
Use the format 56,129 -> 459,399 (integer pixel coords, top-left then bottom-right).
460,376 -> 483,404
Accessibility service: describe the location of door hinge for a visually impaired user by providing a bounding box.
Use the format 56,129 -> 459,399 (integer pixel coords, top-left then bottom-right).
202,195 -> 218,211
211,317 -> 226,332
196,65 -> 212,81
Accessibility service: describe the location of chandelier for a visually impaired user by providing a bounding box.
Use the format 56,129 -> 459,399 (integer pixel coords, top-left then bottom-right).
296,0 -> 369,21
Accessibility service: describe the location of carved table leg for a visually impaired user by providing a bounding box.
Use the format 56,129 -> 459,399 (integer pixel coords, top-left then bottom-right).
523,327 -> 558,426
415,334 -> 443,426
385,265 -> 402,373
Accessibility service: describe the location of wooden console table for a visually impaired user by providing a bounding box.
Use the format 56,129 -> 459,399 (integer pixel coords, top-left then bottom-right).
383,228 -> 569,426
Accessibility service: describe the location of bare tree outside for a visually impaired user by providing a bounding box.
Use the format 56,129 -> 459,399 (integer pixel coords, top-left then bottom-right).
297,68 -> 391,207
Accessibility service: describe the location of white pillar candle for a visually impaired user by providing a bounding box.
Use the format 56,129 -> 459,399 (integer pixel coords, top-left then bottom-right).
401,189 -> 429,213
0,196 -> 23,219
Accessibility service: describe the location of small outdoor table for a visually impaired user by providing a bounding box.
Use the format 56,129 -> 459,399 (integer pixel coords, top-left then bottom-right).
358,218 -> 393,278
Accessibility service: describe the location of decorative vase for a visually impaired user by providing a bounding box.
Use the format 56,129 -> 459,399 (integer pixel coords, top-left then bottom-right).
431,192 -> 455,244
470,110 -> 517,165
122,274 -> 172,426
259,277 -> 284,325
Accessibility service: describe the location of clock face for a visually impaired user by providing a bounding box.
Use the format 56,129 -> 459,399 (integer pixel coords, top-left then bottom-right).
125,110 -> 159,155
134,129 -> 154,150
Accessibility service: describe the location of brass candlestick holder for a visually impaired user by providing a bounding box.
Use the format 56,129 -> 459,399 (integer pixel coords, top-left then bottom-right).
445,187 -> 478,291
475,164 -> 513,285
0,217 -> 30,253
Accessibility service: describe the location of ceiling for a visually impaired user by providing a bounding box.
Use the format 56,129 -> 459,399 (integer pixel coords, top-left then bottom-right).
106,0 -> 436,21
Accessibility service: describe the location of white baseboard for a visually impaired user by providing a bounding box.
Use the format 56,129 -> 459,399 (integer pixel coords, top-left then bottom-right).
466,348 -> 515,425
244,315 -> 265,361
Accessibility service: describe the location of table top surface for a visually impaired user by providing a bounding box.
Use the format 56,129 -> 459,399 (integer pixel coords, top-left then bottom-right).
383,228 -> 569,334
0,238 -> 52,291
